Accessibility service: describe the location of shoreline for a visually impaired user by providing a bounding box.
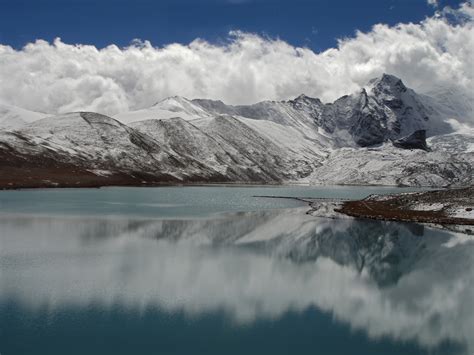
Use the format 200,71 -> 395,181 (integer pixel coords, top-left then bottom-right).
0,173 -> 455,191
335,187 -> 474,226
0,178 -> 439,191
0,160 -> 459,191
256,188 -> 474,228
309,187 -> 473,228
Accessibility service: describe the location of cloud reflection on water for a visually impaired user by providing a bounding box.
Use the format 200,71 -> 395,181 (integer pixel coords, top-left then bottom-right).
0,209 -> 473,353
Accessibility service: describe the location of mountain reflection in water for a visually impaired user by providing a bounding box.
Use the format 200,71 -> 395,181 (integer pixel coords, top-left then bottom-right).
1,208 -> 473,354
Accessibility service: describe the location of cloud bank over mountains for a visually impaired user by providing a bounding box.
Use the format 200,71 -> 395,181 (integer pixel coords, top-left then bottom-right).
0,2 -> 472,118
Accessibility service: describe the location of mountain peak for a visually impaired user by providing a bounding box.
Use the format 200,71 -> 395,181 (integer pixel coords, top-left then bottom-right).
152,95 -> 191,107
368,73 -> 407,94
151,95 -> 213,118
291,94 -> 323,107
295,94 -> 309,100
293,94 -> 319,101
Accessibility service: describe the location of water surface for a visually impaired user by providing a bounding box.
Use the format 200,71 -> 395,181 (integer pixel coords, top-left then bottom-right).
0,186 -> 472,355
0,185 -> 424,217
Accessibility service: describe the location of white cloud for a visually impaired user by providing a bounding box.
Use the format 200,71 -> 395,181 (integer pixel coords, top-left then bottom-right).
427,0 -> 438,7
0,2 -> 472,121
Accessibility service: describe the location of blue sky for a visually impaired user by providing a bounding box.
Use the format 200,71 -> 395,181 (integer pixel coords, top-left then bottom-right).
0,0 -> 466,51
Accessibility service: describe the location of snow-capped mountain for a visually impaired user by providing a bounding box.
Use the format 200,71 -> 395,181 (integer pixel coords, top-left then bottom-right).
117,74 -> 453,147
0,74 -> 472,188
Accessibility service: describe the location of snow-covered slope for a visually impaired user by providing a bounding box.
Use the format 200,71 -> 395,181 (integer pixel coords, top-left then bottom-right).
131,115 -> 326,181
1,111 -> 325,185
0,102 -> 47,130
422,85 -> 474,125
1,112 -> 233,183
309,144 -> 472,187
114,96 -> 208,124
0,74 -> 472,187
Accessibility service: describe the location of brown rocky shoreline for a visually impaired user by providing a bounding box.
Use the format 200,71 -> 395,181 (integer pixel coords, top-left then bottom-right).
335,186 -> 474,226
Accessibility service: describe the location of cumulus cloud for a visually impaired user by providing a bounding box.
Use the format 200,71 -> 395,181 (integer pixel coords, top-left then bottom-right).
0,2 -> 472,120
427,0 -> 438,7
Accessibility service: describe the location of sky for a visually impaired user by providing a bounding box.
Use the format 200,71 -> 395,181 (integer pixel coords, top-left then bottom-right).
0,0 -> 466,51
0,0 -> 472,119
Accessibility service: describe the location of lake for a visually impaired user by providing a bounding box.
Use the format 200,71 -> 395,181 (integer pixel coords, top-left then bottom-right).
0,186 -> 472,355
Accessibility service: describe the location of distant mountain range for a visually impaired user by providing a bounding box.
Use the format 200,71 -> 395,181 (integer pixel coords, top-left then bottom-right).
0,74 -> 472,188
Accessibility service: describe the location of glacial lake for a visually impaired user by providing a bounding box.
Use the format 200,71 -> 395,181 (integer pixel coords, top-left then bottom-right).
0,186 -> 473,355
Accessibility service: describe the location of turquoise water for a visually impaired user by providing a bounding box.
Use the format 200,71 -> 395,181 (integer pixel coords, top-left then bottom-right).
0,186 -> 472,355
0,185 -> 424,217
